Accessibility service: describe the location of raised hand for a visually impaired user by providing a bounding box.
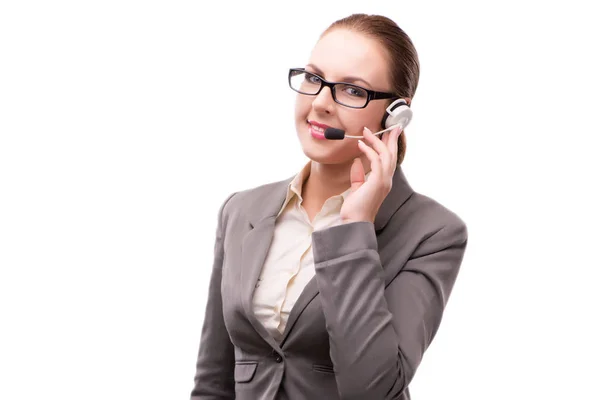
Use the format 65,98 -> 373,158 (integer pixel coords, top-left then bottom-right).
340,126 -> 402,224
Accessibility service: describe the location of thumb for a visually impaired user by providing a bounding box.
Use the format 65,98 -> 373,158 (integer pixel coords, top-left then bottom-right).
350,158 -> 365,192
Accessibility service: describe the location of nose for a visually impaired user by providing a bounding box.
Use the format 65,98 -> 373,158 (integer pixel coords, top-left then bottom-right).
311,86 -> 335,115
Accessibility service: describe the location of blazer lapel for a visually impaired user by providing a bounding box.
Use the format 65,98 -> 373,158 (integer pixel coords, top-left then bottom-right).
239,176 -> 293,349
240,216 -> 282,350
279,277 -> 319,345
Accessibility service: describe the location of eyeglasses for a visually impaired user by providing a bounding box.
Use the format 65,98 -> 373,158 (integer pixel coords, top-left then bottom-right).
288,68 -> 397,109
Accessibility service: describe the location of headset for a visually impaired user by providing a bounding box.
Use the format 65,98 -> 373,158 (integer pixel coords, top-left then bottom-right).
323,98 -> 413,140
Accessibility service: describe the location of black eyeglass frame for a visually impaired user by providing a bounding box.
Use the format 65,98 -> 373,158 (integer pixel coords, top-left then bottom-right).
288,68 -> 398,109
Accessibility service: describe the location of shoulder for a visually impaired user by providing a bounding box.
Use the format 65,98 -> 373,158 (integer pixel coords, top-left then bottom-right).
385,189 -> 468,254
404,191 -> 468,249
410,192 -> 466,230
216,176 -> 293,224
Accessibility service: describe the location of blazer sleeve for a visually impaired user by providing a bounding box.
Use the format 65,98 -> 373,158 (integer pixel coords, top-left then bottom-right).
190,193 -> 237,400
311,219 -> 468,400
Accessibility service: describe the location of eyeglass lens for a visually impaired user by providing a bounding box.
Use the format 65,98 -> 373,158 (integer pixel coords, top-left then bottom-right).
290,70 -> 369,108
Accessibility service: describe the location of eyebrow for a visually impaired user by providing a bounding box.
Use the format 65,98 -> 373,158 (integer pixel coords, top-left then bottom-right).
306,63 -> 374,89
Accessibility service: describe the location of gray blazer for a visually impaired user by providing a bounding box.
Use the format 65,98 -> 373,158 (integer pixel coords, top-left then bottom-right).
190,166 -> 468,400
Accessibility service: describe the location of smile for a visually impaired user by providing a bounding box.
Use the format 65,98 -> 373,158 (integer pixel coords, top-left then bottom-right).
310,124 -> 325,133
307,121 -> 328,140
307,120 -> 333,140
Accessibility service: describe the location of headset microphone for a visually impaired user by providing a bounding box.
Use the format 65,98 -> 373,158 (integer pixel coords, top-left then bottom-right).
323,127 -> 346,140
323,98 -> 413,140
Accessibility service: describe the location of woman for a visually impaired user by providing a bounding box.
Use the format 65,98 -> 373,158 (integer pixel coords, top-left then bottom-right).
191,13 -> 468,400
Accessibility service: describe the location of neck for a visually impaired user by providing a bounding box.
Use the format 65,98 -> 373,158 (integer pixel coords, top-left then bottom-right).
302,156 -> 370,206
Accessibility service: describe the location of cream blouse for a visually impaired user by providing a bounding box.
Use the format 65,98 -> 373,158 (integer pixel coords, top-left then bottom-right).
251,161 -> 370,341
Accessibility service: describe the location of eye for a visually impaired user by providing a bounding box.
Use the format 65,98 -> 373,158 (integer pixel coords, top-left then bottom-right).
342,85 -> 367,98
305,74 -> 322,84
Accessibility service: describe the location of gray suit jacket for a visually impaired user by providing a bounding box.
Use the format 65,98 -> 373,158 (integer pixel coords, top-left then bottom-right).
190,166 -> 468,400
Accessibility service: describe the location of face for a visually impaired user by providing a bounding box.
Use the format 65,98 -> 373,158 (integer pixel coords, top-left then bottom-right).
294,28 -> 394,165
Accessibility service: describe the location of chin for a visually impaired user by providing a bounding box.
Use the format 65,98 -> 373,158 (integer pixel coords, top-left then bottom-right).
300,145 -> 355,165
296,122 -> 357,165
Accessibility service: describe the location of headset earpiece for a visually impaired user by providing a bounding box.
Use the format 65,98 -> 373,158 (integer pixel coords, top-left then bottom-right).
325,98 -> 414,140
381,98 -> 413,131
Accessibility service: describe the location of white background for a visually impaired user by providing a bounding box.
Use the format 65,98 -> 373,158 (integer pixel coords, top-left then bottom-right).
1,1 -> 599,399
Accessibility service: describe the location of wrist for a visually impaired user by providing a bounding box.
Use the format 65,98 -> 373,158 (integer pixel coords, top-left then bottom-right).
341,216 -> 375,224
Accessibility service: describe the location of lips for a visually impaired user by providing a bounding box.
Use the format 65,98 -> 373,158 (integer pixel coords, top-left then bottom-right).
308,120 -> 331,131
307,120 -> 335,140
307,121 -> 327,140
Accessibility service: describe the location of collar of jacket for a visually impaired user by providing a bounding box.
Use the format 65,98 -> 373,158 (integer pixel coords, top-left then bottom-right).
247,165 -> 415,232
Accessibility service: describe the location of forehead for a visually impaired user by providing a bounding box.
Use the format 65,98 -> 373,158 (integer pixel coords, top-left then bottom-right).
308,28 -> 391,90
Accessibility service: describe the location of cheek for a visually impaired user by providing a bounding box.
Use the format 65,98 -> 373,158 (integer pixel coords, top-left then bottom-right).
341,108 -> 384,135
294,96 -> 312,120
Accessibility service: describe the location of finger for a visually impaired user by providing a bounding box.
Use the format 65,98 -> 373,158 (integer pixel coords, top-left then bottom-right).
349,158 -> 365,192
357,139 -> 382,177
387,127 -> 402,167
381,130 -> 391,147
362,127 -> 391,165
363,127 -> 388,154
386,126 -> 401,152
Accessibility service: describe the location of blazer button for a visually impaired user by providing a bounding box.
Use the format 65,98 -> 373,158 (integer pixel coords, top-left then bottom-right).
274,354 -> 283,363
